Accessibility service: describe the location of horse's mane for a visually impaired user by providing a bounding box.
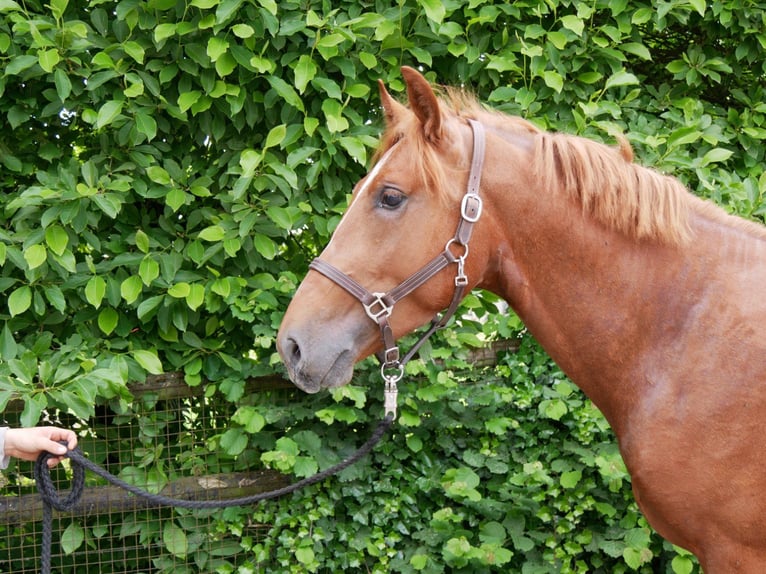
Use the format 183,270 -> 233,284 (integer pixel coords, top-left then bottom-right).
376,88 -> 766,245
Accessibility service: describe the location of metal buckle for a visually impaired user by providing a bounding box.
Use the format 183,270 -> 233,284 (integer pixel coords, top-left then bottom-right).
461,193 -> 483,223
383,346 -> 400,365
364,293 -> 393,322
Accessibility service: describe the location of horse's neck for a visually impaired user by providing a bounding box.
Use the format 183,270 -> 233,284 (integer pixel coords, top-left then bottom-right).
483,195 -> 702,430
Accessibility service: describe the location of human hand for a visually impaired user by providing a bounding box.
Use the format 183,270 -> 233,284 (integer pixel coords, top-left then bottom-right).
4,427 -> 78,468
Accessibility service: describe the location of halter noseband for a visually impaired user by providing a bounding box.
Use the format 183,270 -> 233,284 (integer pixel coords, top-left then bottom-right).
308,119 -> 486,419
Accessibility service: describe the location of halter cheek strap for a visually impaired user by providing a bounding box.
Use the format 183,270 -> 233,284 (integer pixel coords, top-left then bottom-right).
308,119 -> 486,419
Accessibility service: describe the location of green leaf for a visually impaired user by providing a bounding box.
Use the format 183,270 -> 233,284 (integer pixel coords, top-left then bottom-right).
154,23 -> 176,43
38,49 -> 60,73
85,276 -> 106,308
45,225 -> 68,256
165,188 -> 187,211
135,112 -> 157,141
321,99 -> 349,132
95,100 -> 124,129
266,76 -> 304,112
198,225 -> 225,241
120,275 -> 143,304
135,229 -> 150,253
146,165 -> 171,185
53,68 -> 72,103
122,41 -> 145,63
294,55 -> 317,93
21,394 -> 46,427
24,244 -> 47,269
701,148 -> 733,166
206,37 -> 229,61
44,285 -> 66,313
5,55 -> 37,75
98,307 -> 119,335
167,282 -> 190,298
0,0 -> 22,12
139,256 -> 159,286
264,124 -> 286,149
60,523 -> 85,555
605,70 -> 639,89
8,286 -> 31,316
419,0 -> 446,24
163,523 -> 188,558
49,0 -> 68,19
185,283 -> 205,311
220,428 -> 248,455
671,555 -> 695,574
0,323 -> 18,360
295,546 -> 315,566
132,349 -> 163,374
178,91 -> 201,113
560,15 -> 584,36
266,206 -> 292,230
542,70 -> 564,93
215,0 -> 243,24
560,469 -> 582,489
253,234 -> 277,259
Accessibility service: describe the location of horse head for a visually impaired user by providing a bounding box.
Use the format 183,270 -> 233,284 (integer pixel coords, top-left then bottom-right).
277,67 -> 493,393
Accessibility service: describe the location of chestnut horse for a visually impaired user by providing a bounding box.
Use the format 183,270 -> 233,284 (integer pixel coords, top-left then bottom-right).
278,67 -> 766,572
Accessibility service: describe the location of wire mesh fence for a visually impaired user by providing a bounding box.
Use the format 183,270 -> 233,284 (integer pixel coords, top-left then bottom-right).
0,377 -> 284,574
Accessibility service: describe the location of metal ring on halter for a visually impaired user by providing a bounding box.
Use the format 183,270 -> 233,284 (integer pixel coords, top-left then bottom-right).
364,292 -> 394,322
444,238 -> 469,262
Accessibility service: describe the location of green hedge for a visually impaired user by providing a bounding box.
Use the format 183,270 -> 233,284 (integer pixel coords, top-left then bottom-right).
1,0 -> 764,571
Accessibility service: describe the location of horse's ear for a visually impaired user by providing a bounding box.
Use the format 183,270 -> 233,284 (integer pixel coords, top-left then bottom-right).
401,66 -> 442,142
378,79 -> 407,126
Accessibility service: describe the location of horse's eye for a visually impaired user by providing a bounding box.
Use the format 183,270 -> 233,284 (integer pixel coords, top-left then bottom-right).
378,188 -> 406,210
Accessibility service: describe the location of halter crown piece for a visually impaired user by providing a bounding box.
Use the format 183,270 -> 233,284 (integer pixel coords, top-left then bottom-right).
309,119 -> 486,420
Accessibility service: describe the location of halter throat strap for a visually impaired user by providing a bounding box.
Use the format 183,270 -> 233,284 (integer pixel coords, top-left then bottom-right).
308,119 -> 486,417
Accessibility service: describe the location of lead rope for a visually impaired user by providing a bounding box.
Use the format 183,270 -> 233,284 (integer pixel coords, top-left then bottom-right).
34,413 -> 394,574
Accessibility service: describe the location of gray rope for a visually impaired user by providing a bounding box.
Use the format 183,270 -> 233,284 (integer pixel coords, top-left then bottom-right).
34,414 -> 394,574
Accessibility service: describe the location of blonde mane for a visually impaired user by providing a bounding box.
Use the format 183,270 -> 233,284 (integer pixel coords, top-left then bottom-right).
375,88 -> 766,245
534,131 -> 692,244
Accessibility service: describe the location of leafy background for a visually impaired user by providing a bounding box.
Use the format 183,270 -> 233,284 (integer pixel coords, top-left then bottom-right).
1,0 -> 764,571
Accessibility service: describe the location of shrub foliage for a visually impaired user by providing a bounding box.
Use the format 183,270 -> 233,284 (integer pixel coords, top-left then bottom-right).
1,0 -> 764,571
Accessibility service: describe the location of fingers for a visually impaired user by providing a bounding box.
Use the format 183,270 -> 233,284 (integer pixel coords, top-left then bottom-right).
3,427 -> 78,464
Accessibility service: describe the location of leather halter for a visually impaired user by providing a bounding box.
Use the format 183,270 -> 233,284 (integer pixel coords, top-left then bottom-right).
309,119 -> 486,418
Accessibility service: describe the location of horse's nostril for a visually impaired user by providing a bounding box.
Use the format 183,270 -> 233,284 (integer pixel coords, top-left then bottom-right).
287,337 -> 301,363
